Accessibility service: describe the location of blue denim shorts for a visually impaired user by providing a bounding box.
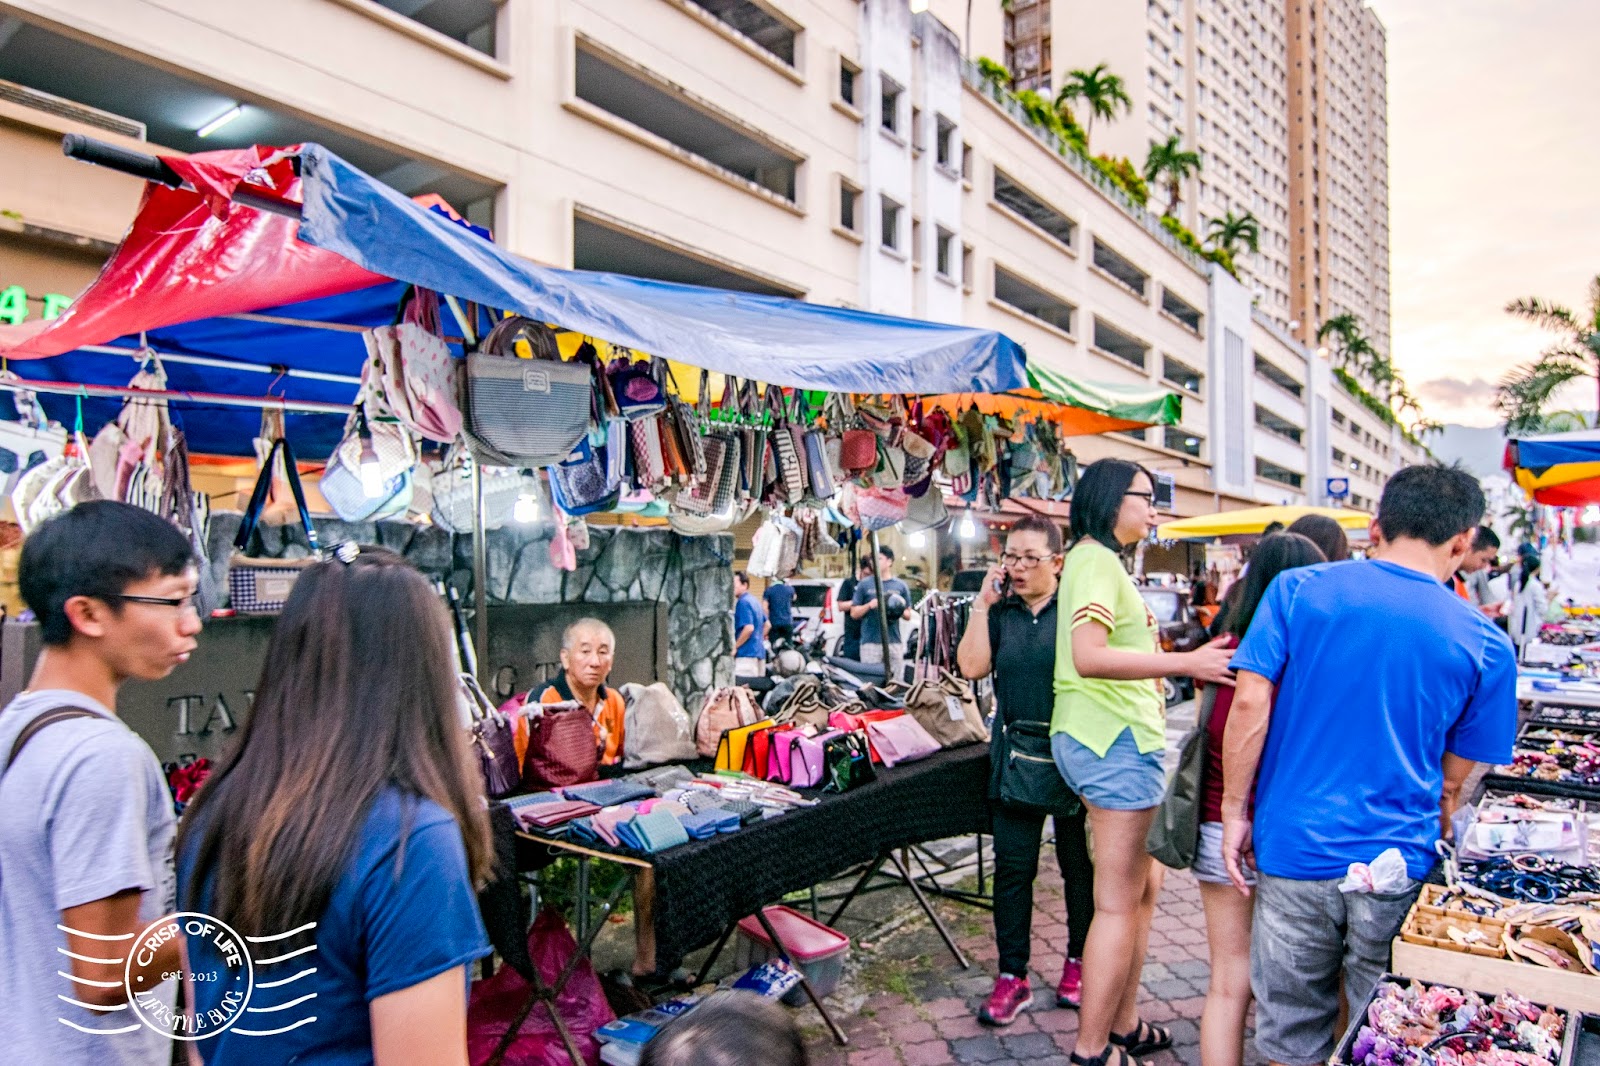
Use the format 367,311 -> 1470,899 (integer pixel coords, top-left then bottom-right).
1051,727 -> 1166,811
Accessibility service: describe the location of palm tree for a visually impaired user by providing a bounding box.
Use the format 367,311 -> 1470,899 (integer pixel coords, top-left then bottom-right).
1142,135 -> 1201,216
1055,64 -> 1131,147
1205,211 -> 1261,262
1495,276 -> 1600,431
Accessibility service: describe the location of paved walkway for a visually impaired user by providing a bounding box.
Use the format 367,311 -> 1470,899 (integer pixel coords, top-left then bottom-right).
797,855 -> 1261,1066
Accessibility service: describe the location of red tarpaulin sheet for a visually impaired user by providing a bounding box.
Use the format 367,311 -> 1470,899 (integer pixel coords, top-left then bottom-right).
0,146 -> 382,359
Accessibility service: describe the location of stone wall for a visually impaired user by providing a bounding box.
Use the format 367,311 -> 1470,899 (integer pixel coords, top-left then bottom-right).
206,515 -> 736,713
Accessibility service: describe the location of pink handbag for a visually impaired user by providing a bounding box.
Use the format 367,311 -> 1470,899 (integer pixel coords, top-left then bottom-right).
856,486 -> 910,531
367,288 -> 462,444
785,729 -> 842,788
866,714 -> 941,767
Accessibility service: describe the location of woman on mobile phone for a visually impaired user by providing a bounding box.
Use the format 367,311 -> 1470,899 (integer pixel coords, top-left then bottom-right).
957,515 -> 1094,1027
1053,460 -> 1236,1066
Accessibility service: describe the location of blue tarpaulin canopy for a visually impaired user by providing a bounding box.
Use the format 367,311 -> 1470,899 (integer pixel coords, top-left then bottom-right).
0,143 -> 1028,457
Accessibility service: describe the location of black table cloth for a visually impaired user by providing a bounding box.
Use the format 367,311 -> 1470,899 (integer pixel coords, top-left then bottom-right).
498,744 -> 991,969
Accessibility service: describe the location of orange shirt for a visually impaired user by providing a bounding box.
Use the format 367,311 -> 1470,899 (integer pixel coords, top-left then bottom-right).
539,677 -> 627,767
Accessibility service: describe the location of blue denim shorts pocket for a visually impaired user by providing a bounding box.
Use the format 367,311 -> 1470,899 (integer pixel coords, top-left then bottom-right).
1051,727 -> 1166,811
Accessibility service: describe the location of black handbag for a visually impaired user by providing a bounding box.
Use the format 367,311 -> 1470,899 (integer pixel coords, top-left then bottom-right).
822,731 -> 876,793
1146,683 -> 1217,870
998,719 -> 1081,815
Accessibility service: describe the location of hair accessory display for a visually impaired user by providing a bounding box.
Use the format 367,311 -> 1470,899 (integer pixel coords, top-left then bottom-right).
1346,981 -> 1565,1066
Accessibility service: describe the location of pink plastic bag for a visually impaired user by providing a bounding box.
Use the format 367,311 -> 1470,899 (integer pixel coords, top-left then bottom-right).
467,909 -> 615,1066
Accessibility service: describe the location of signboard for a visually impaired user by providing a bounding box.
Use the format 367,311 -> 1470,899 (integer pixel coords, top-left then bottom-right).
1326,477 -> 1350,500
0,286 -> 72,326
1153,472 -> 1176,511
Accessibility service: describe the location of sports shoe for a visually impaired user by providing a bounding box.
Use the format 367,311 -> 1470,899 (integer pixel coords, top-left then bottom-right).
1057,957 -> 1083,1009
978,973 -> 1033,1026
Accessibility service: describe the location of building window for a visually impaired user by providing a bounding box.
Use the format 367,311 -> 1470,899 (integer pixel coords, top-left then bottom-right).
1254,354 -> 1303,397
880,195 -> 902,251
961,141 -> 974,181
1165,428 -> 1204,457
839,57 -> 860,107
1120,428 -> 1149,443
372,0 -> 499,55
1092,317 -> 1149,370
1256,458 -> 1304,489
1162,355 -> 1204,394
993,168 -> 1076,250
936,227 -> 955,277
961,243 -> 974,289
682,0 -> 798,66
995,265 -> 1076,334
911,216 -> 923,267
935,115 -> 957,168
1254,405 -> 1304,444
839,178 -> 862,233
1092,238 -> 1150,298
1160,287 -> 1204,332
881,75 -> 902,135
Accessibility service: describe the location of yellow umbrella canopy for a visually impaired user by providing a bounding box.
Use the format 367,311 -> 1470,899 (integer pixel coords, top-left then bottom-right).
1157,505 -> 1372,540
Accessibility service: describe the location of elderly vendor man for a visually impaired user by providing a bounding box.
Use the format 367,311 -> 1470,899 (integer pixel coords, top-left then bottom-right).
536,617 -> 628,766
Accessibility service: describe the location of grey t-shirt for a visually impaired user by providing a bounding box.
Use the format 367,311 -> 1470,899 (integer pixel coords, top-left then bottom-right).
0,689 -> 177,1065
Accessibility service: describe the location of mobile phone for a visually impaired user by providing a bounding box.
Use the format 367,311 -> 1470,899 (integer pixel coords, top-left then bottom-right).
998,574 -> 1012,597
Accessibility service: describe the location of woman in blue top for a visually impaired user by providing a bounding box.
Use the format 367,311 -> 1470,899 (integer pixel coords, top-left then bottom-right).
176,547 -> 494,1066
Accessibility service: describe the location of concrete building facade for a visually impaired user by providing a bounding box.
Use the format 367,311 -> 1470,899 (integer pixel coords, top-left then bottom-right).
0,0 -> 1416,517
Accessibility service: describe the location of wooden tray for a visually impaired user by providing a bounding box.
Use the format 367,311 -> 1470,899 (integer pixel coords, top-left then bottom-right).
1400,886 -> 1508,958
1392,938 -> 1600,1013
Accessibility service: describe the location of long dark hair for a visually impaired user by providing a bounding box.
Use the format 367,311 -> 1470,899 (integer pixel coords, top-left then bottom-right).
1219,532 -> 1326,639
178,548 -> 493,936
1520,557 -> 1541,592
1070,458 -> 1153,552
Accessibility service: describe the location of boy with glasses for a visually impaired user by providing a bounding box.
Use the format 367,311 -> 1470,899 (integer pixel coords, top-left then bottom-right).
959,515 -> 1095,1025
0,501 -> 202,1065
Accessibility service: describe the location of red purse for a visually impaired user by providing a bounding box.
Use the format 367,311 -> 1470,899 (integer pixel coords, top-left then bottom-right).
521,701 -> 600,791
840,428 -> 879,473
742,722 -> 793,779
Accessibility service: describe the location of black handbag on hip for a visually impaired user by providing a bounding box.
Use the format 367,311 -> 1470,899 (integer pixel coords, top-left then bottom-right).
998,719 -> 1082,815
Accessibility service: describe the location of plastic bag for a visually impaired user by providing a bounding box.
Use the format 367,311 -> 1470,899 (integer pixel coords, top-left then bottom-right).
468,909 -> 615,1066
1338,847 -> 1409,894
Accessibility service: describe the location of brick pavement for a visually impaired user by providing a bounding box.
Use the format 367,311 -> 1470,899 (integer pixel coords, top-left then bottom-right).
796,850 -> 1266,1066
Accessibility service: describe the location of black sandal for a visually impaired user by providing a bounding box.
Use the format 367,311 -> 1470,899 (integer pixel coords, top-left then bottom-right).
1111,1020 -> 1172,1057
1071,1043 -> 1141,1066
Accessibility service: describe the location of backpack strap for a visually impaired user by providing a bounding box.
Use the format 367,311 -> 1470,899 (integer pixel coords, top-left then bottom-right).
4,707 -> 99,776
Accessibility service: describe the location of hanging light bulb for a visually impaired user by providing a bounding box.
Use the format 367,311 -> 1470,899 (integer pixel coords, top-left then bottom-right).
958,511 -> 978,540
356,413 -> 385,499
514,473 -> 542,524
908,530 -> 927,549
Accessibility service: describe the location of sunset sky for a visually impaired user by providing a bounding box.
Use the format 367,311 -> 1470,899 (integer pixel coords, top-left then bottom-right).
1378,0 -> 1600,427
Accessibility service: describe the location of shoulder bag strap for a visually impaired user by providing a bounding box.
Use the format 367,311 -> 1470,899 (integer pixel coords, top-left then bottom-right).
4,707 -> 98,776
233,437 -> 319,554
1195,679 -> 1219,733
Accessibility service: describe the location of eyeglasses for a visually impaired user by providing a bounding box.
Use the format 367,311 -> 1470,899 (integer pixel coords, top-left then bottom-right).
1000,552 -> 1058,568
107,593 -> 200,612
1125,491 -> 1155,501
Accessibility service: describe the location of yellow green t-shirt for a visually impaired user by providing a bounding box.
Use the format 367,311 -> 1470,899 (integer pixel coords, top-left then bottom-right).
1051,541 -> 1166,756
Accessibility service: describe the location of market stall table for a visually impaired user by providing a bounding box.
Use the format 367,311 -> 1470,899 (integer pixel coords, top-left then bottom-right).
507,744 -> 991,1044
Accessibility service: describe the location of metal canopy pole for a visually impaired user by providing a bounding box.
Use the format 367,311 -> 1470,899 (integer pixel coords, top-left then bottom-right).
0,376 -> 354,415
471,458 -> 490,685
63,134 -> 305,220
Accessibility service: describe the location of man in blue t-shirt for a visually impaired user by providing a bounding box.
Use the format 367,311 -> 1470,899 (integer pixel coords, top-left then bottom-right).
1222,465 -> 1516,1066
732,571 -> 768,678
764,578 -> 795,643
850,545 -> 912,681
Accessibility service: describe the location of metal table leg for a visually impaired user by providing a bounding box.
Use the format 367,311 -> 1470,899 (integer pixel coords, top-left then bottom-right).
826,855 -> 889,927
575,856 -> 590,945
884,850 -> 970,970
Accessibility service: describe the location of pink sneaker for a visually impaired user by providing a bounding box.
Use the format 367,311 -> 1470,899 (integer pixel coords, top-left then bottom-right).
979,974 -> 1033,1026
1057,957 -> 1083,1009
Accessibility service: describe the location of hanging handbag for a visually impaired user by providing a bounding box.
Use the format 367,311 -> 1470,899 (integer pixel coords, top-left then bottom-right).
521,700 -> 600,791
802,427 -> 836,500
89,365 -> 165,501
461,316 -> 591,467
903,670 -> 989,748
464,673 -> 521,799
228,437 -> 320,615
430,449 -> 523,533
548,423 -> 622,516
856,486 -> 910,532
899,486 -> 949,534
367,288 -> 462,444
607,357 -> 666,421
840,428 -> 878,473
630,416 -> 669,490
1147,683 -> 1217,870
998,719 -> 1081,814
320,407 -> 416,522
